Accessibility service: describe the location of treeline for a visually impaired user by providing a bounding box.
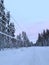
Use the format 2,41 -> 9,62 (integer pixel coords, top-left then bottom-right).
1,28 -> 49,49
0,0 -> 49,50
0,0 -> 33,49
0,31 -> 33,49
35,29 -> 49,46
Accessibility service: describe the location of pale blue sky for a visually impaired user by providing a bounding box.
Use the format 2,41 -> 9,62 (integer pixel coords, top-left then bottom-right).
4,0 -> 49,43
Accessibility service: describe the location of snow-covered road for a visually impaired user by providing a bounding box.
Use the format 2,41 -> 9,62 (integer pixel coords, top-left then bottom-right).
33,47 -> 49,65
0,47 -> 49,65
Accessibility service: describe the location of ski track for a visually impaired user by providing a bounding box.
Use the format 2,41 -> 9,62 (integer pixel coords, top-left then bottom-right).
0,47 -> 49,65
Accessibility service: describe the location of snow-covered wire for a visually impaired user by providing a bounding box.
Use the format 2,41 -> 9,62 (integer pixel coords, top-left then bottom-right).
0,31 -> 16,39
0,8 -> 23,32
5,8 -> 23,31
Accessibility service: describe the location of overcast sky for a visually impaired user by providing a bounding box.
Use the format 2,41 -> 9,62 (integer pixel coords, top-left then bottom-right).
4,0 -> 49,43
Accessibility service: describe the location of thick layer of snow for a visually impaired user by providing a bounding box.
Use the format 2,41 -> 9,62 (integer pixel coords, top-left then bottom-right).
0,47 -> 49,65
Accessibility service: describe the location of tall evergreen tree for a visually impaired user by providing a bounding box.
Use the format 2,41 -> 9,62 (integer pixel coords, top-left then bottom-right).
22,31 -> 30,47
16,34 -> 23,47
36,29 -> 49,46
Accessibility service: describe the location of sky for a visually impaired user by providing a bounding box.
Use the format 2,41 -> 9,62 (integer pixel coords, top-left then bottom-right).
4,0 -> 49,43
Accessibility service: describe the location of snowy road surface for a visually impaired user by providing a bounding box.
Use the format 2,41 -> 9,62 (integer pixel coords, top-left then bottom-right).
0,47 -> 49,65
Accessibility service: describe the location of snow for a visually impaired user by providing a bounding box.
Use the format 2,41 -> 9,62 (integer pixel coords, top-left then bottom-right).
0,47 -> 49,65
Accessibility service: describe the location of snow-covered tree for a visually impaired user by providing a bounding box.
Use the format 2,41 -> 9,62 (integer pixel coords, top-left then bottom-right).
0,0 -> 16,49
0,0 -> 33,49
22,31 -> 30,47
36,29 -> 49,46
16,34 -> 23,47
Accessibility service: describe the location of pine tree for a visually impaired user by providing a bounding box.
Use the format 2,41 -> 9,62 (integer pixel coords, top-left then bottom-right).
7,23 -> 15,37
36,33 -> 43,46
16,34 -> 23,47
0,0 -> 16,48
22,31 -> 30,47
0,0 -> 6,48
36,29 -> 49,46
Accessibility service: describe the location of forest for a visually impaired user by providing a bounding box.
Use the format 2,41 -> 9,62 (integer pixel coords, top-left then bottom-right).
0,0 -> 49,50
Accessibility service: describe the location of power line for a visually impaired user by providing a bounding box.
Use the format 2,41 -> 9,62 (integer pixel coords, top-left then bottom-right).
0,8 -> 22,32
0,0 -> 24,41
5,8 -> 23,31
0,4 -> 23,39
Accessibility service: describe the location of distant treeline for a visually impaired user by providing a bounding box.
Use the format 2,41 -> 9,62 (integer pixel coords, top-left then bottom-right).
35,29 -> 49,46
